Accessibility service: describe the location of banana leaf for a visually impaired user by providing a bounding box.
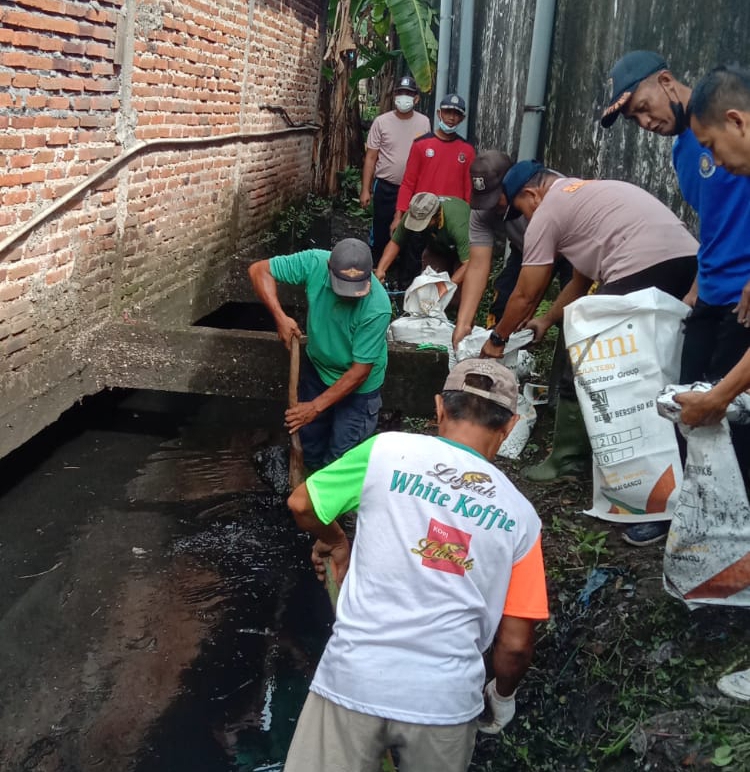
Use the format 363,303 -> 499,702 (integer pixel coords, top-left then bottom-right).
385,0 -> 437,91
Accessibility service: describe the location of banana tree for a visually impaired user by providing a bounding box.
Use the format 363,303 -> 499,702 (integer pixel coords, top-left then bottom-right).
314,0 -> 438,195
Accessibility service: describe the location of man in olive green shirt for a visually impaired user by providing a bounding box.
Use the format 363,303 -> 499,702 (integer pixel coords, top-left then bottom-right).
374,193 -> 471,289
249,239 -> 392,469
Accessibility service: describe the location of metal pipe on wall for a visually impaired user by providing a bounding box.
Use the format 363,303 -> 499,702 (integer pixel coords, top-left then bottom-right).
456,0 -> 475,132
434,0 -> 453,126
517,0 -> 557,161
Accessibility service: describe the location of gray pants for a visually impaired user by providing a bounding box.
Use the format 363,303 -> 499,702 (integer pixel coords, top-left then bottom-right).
284,692 -> 478,772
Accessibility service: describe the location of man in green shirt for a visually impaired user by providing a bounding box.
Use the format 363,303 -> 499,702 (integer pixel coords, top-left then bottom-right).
249,238 -> 392,470
374,193 -> 471,290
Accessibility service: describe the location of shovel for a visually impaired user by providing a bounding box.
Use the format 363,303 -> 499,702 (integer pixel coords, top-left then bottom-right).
287,336 -> 340,607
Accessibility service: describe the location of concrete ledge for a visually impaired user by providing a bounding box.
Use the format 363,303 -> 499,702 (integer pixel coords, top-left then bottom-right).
93,322 -> 447,416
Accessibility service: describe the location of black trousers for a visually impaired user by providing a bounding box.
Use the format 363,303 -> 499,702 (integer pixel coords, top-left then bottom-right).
680,297 -> 750,477
371,178 -> 399,262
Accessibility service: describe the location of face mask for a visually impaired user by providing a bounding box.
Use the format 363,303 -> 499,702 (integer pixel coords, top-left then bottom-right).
669,100 -> 689,135
438,118 -> 459,134
394,95 -> 415,113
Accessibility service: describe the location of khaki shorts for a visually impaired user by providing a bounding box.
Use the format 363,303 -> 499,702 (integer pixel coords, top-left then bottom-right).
283,692 -> 477,772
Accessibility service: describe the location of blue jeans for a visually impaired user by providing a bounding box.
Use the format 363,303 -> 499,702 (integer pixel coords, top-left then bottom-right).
298,355 -> 382,470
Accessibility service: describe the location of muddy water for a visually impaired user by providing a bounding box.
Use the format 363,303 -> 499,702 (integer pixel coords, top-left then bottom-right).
0,390 -> 333,772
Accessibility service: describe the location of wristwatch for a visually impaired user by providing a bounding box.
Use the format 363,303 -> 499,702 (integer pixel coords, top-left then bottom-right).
489,330 -> 508,347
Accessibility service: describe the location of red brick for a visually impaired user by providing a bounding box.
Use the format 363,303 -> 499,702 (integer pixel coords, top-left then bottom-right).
0,136 -> 24,149
47,96 -> 70,109
1,10 -> 80,37
46,132 -> 70,146
24,134 -> 46,148
13,30 -> 64,52
10,155 -> 34,169
25,95 -> 47,109
11,72 -> 39,88
15,0 -> 66,15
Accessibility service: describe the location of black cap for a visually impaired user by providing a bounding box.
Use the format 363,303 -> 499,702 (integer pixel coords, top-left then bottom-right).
439,93 -> 466,115
502,160 -> 546,204
470,150 -> 513,210
395,76 -> 418,94
601,51 -> 668,128
328,239 -> 373,297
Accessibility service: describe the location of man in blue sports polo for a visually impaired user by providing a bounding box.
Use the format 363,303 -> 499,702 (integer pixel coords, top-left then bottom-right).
602,51 -> 750,546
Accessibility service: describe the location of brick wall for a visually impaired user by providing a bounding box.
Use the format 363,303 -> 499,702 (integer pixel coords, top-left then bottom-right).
0,0 -> 325,425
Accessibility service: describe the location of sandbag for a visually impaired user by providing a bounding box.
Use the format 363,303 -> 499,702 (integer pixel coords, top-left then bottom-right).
387,268 -> 457,347
563,288 -> 688,523
497,392 -> 537,460
657,384 -> 750,608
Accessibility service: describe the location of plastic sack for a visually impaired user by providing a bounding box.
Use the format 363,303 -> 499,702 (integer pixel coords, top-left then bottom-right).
449,329 -> 536,381
497,391 -> 537,460
387,268 -> 457,347
657,384 -> 750,608
563,288 -> 688,523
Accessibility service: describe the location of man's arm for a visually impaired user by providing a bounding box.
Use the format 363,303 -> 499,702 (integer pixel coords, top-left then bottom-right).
248,260 -> 301,349
525,268 -> 593,342
492,615 -> 536,695
288,481 -> 350,584
675,348 -> 750,426
360,147 -> 379,209
452,245 -> 492,348
480,264 -> 553,358
374,239 -> 402,282
478,615 -> 536,734
285,362 -> 374,433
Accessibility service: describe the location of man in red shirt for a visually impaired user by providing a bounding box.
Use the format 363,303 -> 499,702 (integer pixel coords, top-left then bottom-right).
390,93 -> 475,286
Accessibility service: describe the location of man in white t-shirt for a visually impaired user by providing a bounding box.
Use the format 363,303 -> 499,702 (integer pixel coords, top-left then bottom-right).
480,160 -> 699,487
283,358 -> 549,772
360,75 -> 431,269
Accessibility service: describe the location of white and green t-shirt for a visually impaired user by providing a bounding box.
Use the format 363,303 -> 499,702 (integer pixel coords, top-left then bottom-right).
306,431 -> 547,726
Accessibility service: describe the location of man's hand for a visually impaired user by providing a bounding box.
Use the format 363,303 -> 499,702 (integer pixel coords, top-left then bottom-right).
311,536 -> 350,587
360,189 -> 372,209
452,322 -> 473,352
734,279 -> 750,327
389,211 -> 403,236
525,317 -> 551,343
682,286 -> 698,308
673,390 -> 730,427
277,315 -> 302,350
285,401 -> 320,433
480,338 -> 505,359
374,267 -> 386,284
477,679 -> 516,734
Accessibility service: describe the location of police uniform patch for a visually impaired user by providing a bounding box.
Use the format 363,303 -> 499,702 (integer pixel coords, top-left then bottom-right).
426,148 -> 435,158
458,152 -> 466,164
699,151 -> 716,179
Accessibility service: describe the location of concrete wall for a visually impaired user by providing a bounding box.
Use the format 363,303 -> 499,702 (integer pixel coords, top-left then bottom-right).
470,0 -> 750,224
0,0 -> 326,454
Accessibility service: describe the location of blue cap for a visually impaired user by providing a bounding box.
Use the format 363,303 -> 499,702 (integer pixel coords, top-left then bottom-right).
439,93 -> 466,115
502,160 -> 546,203
601,51 -> 668,128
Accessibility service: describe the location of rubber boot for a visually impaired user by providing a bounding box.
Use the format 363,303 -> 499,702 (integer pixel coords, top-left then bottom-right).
522,398 -> 590,483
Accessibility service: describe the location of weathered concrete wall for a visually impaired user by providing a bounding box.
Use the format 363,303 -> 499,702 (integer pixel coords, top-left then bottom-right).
471,0 -> 750,225
0,0 -> 326,455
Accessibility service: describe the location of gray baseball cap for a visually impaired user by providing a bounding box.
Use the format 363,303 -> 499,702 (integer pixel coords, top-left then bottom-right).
443,358 -> 518,412
328,239 -> 372,297
403,192 -> 441,232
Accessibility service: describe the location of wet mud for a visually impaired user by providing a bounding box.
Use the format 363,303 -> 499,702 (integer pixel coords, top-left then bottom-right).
0,390 -> 332,772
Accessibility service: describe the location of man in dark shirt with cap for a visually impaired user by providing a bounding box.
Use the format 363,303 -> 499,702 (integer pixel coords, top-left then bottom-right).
249,239 -> 392,470
374,192 -> 470,290
453,150 -> 572,351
